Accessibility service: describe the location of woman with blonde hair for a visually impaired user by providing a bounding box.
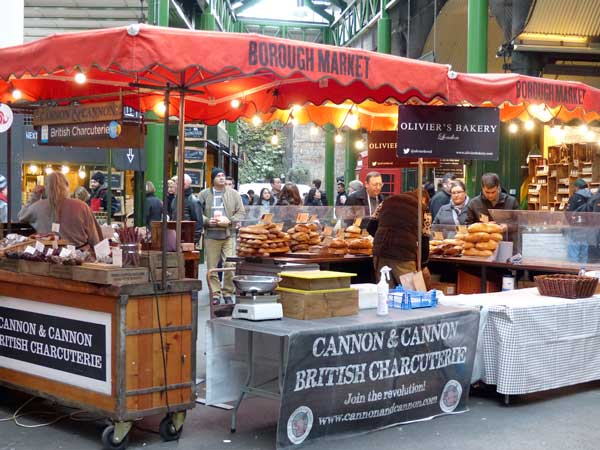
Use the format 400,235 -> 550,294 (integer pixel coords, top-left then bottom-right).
18,172 -> 102,249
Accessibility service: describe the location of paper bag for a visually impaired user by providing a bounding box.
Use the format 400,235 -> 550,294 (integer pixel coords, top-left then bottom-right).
399,270 -> 427,292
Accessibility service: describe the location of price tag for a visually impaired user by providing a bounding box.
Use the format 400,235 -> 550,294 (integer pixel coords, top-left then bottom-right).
296,213 -> 309,224
59,248 -> 70,258
24,246 -> 36,255
35,241 -> 45,253
46,248 -> 54,257
112,247 -> 123,267
434,231 -> 444,240
308,214 -> 318,223
353,218 -> 362,227
94,239 -> 111,259
51,223 -> 60,233
479,214 -> 489,223
67,245 -> 76,253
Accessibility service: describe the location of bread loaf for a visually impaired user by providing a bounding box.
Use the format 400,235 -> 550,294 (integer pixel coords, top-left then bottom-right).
475,240 -> 498,251
489,232 -> 503,241
467,223 -> 488,233
464,232 -> 491,243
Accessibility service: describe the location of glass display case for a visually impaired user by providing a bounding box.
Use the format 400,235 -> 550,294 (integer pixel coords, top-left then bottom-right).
235,205 -> 367,229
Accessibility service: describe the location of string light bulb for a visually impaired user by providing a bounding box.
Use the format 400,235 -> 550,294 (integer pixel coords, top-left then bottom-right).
45,164 -> 53,175
230,99 -> 241,108
61,165 -> 70,174
270,130 -> 279,146
508,122 -> 518,134
309,125 -> 319,136
78,166 -> 86,179
154,101 -> 167,116
74,72 -> 87,84
334,131 -> 343,143
28,164 -> 38,175
585,130 -> 596,142
346,112 -> 360,129
251,115 -> 262,126
291,104 -> 302,113
11,88 -> 22,100
579,124 -> 589,134
355,139 -> 365,150
524,120 -> 535,131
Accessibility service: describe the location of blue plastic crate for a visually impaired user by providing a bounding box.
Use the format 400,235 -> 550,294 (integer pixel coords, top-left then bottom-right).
388,286 -> 437,310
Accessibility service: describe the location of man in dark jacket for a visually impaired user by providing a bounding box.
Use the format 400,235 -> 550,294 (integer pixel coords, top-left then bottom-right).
89,172 -> 120,217
170,174 -> 204,244
345,172 -> 385,227
312,179 -> 328,206
566,179 -> 593,263
429,173 -> 456,220
466,173 -> 519,224
567,178 -> 592,212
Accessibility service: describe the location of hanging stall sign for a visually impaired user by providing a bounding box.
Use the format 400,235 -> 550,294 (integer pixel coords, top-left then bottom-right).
435,159 -> 465,179
33,100 -> 122,126
0,297 -> 111,394
397,105 -> 500,161
37,122 -> 143,148
184,124 -> 207,140
368,131 -> 439,168
276,309 -> 480,450
184,146 -> 206,163
0,103 -> 14,133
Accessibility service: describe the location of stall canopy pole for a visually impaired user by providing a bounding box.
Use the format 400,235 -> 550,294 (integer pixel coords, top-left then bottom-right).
107,149 -> 112,226
175,89 -> 186,257
417,157 -> 423,270
160,86 -> 170,290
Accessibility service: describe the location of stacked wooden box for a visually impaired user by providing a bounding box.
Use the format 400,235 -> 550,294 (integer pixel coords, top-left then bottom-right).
276,270 -> 358,320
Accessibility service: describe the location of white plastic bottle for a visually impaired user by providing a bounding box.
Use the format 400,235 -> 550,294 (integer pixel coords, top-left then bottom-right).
377,266 -> 392,316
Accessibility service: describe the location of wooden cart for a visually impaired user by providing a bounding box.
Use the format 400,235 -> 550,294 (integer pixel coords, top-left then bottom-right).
0,269 -> 201,449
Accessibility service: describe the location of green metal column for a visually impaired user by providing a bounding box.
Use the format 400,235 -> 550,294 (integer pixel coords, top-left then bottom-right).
144,0 -> 169,218
325,124 -> 335,208
134,172 -> 145,227
200,10 -> 216,31
466,0 -> 488,197
345,130 -> 358,186
377,0 -> 391,54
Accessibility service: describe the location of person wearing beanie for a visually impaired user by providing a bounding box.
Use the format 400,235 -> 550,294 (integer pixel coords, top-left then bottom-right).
0,174 -> 7,223
88,171 -> 120,217
198,167 -> 245,305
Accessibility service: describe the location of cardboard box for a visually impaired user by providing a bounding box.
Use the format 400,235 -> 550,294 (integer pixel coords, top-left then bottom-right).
277,287 -> 358,320
72,264 -> 149,286
431,282 -> 457,295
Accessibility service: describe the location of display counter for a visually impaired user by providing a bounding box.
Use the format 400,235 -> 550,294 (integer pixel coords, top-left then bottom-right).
0,269 -> 201,449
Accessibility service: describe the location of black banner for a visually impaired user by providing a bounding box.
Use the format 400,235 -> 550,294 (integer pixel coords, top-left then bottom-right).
277,310 -> 479,449
397,105 -> 500,161
367,131 -> 439,168
0,306 -> 107,381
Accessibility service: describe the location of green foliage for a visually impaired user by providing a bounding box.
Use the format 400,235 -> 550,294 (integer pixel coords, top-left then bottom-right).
287,165 -> 311,184
238,120 -> 287,183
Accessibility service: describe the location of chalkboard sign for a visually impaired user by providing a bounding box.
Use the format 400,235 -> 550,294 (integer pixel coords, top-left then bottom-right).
90,171 -> 124,190
185,169 -> 203,187
184,147 -> 206,162
184,124 -> 206,140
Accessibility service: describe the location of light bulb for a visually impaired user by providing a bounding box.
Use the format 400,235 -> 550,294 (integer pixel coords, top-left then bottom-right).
291,117 -> 298,126
74,72 -> 87,84
579,124 -> 589,134
346,113 -> 360,129
45,165 -> 53,175
29,164 -> 38,175
78,167 -> 86,179
11,88 -> 22,100
270,132 -> 279,146
355,139 -> 365,150
524,120 -> 535,131
310,125 -> 319,136
585,130 -> 595,142
334,132 -> 343,143
154,101 -> 167,116
61,165 -> 69,174
508,122 -> 518,134
230,99 -> 241,108
251,115 -> 262,126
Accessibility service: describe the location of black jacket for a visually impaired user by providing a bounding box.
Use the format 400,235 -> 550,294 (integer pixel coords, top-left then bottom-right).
345,188 -> 385,228
89,183 -> 120,216
166,193 -> 175,218
171,188 -> 204,243
466,191 -> 519,224
144,193 -> 163,227
429,190 -> 451,222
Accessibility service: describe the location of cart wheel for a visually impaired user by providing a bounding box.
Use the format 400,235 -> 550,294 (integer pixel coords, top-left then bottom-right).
159,416 -> 183,441
101,425 -> 130,450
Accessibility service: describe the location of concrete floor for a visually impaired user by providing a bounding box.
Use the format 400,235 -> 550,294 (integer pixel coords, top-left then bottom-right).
1,266 -> 600,449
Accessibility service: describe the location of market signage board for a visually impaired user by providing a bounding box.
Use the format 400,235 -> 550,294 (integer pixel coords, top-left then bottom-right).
184,147 -> 206,163
367,131 -> 439,168
436,159 -> 465,179
184,124 -> 207,140
397,105 -> 500,160
37,122 -> 144,148
0,297 -> 111,394
276,309 -> 479,449
33,100 -> 122,126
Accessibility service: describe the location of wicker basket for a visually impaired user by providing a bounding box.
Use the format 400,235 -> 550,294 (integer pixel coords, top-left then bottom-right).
534,274 -> 599,299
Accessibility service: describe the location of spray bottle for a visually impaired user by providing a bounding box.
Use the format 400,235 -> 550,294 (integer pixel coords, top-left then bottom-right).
377,266 -> 392,316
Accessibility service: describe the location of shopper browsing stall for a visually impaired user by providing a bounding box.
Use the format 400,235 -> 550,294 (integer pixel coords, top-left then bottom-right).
171,174 -> 204,244
89,171 -> 120,217
466,173 -> 519,224
429,173 -> 456,220
18,172 -> 102,249
198,168 -> 245,305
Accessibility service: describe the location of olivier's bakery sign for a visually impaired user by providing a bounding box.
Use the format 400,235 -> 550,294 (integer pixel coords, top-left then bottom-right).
397,105 -> 500,161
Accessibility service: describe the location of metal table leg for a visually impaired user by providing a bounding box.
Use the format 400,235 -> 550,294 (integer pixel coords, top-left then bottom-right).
231,331 -> 254,433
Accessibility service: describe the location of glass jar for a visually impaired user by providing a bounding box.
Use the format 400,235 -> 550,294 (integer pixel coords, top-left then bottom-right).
121,243 -> 140,267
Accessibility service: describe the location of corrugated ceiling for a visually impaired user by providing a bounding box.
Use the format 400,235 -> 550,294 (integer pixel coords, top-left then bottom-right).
523,0 -> 600,37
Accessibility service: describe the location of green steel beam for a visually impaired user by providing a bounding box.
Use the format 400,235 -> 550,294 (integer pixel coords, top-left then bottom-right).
238,17 -> 329,29
344,130 -> 359,187
304,0 -> 334,23
148,0 -> 169,26
330,0 -> 348,10
330,0 -> 381,47
200,10 -> 217,30
325,124 -> 336,210
377,0 -> 391,53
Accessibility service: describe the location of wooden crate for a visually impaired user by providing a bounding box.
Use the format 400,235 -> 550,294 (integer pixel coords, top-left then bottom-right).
140,251 -> 185,281
279,270 -> 355,291
72,264 -> 149,286
0,258 -> 20,272
49,264 -> 75,280
277,287 -> 358,320
18,260 -> 50,277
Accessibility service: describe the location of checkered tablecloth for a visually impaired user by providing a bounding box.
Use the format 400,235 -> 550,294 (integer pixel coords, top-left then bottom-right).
441,288 -> 600,395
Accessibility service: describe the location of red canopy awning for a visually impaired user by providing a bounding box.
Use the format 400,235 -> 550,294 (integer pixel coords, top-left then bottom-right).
0,24 -> 451,124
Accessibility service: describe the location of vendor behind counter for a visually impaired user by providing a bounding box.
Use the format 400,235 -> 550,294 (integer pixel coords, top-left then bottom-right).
18,172 -> 103,250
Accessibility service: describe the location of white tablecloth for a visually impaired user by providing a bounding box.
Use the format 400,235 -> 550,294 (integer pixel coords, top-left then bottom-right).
440,288 -> 600,394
